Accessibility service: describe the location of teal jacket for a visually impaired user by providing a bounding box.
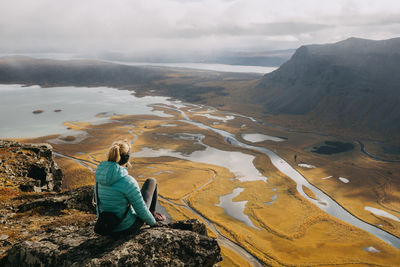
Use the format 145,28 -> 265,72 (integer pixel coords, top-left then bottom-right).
94,161 -> 156,232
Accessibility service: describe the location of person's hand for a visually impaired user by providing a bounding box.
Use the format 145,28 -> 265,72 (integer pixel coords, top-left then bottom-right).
153,211 -> 166,222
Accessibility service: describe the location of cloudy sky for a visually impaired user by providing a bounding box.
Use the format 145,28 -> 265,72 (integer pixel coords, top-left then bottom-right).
1,0 -> 399,56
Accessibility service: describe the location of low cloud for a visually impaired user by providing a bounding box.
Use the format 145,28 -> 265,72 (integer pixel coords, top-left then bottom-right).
0,0 -> 399,56
171,22 -> 330,38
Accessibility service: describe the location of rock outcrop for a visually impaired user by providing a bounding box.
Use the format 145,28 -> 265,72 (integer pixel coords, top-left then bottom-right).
0,142 -> 222,266
1,219 -> 222,267
16,185 -> 95,215
0,140 -> 62,192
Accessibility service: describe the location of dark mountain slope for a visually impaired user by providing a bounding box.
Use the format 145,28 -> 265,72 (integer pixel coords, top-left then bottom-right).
0,56 -> 166,86
0,56 -> 256,103
253,37 -> 400,137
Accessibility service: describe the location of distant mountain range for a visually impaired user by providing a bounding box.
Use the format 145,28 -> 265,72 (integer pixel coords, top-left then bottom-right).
2,49 -> 293,67
0,56 -> 166,86
252,37 -> 400,139
0,56 -> 245,103
1,38 -> 399,141
98,49 -> 294,67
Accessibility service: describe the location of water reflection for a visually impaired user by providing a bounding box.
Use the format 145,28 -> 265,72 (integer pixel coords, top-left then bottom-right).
216,188 -> 259,229
47,130 -> 88,144
242,133 -> 286,143
265,194 -> 278,205
170,106 -> 400,249
0,84 -> 173,138
195,113 -> 235,122
132,133 -> 267,182
298,163 -> 316,169
363,246 -> 380,253
3,83 -> 400,249
365,207 -> 400,223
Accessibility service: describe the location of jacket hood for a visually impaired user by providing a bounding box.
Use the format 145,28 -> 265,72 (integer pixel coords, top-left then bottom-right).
95,161 -> 129,186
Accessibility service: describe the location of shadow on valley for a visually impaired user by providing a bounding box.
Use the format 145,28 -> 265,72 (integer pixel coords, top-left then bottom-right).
381,144 -> 400,155
154,83 -> 228,103
312,141 -> 354,155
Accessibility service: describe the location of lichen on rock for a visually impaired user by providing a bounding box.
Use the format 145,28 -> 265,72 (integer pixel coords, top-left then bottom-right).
1,219 -> 222,267
0,141 -> 222,266
0,140 -> 63,192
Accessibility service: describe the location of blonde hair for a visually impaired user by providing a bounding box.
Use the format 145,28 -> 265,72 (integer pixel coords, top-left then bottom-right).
107,139 -> 131,167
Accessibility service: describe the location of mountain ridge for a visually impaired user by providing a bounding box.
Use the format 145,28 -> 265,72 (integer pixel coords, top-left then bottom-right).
252,37 -> 400,139
0,37 -> 399,142
0,56 -> 167,86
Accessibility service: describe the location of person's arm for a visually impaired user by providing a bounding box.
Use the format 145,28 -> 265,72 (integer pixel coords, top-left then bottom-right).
124,177 -> 156,226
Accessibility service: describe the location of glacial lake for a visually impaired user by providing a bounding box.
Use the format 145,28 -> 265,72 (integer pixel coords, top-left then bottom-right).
0,84 -> 173,138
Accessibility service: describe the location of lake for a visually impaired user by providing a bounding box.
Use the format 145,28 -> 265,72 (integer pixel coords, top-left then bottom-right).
0,54 -> 278,74
0,84 -> 173,138
105,61 -> 278,74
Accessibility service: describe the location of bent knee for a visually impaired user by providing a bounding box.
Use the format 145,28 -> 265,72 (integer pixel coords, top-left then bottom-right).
145,177 -> 157,186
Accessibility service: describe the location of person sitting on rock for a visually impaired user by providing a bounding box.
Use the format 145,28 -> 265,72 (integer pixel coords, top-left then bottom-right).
94,139 -> 166,237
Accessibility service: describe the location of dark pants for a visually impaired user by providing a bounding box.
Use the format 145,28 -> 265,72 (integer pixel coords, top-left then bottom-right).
113,178 -> 158,237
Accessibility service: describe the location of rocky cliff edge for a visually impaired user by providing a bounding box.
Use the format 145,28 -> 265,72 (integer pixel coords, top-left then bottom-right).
1,218 -> 222,267
0,140 -> 222,266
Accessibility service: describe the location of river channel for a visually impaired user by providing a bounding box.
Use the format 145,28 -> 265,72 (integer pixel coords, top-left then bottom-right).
150,102 -> 400,250
1,84 -> 399,265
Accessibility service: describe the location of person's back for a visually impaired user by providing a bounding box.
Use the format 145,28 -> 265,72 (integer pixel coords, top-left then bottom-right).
94,140 -> 165,236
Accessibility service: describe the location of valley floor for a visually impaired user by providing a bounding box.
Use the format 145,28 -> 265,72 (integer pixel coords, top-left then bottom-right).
10,102 -> 400,266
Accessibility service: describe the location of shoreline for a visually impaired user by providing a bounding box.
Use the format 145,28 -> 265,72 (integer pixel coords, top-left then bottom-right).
2,87 -> 400,265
